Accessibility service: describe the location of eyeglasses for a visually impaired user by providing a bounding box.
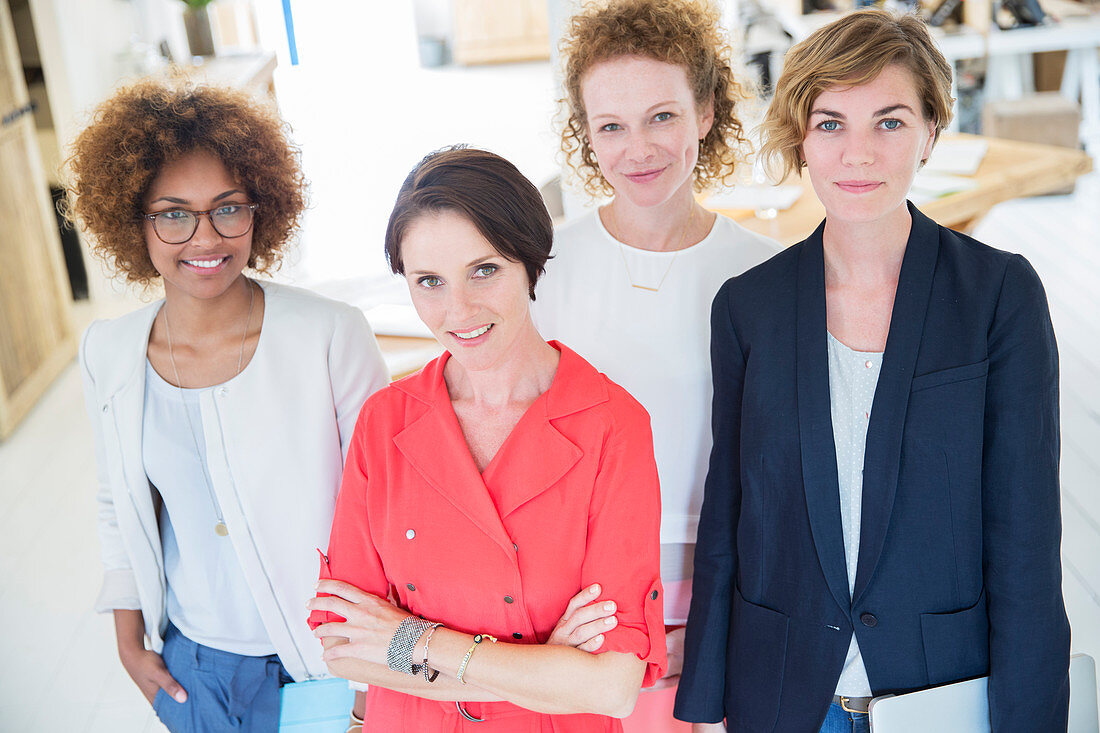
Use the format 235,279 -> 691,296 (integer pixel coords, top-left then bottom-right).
141,204 -> 259,244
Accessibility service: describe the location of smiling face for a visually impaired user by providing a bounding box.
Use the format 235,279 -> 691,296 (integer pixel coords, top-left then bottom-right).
143,149 -> 253,301
581,55 -> 714,208
801,64 -> 936,226
400,210 -> 536,373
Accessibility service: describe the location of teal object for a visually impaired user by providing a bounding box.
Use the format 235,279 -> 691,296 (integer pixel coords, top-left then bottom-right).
278,678 -> 354,732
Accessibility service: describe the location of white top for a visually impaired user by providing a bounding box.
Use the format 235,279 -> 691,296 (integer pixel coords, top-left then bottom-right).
828,332 -> 882,697
143,361 -> 275,656
80,281 -> 389,680
533,211 -> 781,548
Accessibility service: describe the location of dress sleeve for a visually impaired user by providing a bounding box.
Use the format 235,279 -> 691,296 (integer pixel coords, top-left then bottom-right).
80,321 -> 142,613
674,281 -> 743,723
308,402 -> 390,629
580,391 -> 667,687
329,306 -> 389,462
982,254 -> 1070,730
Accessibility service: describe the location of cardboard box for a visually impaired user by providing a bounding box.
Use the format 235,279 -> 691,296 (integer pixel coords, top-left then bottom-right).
982,92 -> 1081,149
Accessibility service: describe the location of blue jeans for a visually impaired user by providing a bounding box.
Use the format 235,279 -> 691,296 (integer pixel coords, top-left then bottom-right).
819,702 -> 871,733
153,624 -> 292,733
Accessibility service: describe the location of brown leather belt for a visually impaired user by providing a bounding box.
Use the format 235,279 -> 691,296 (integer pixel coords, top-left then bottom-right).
833,694 -> 873,714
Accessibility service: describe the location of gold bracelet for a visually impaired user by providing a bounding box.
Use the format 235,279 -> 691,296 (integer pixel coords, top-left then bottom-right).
456,633 -> 497,685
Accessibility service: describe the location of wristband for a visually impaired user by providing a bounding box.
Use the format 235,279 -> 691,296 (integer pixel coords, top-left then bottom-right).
386,616 -> 434,676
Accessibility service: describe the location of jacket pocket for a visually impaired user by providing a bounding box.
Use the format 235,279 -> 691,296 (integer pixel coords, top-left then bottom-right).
919,588 -> 989,685
910,360 -> 989,393
726,589 -> 789,732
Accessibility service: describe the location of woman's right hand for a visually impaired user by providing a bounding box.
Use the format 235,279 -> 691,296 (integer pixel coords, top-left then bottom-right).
119,646 -> 187,707
113,609 -> 186,707
547,583 -> 617,651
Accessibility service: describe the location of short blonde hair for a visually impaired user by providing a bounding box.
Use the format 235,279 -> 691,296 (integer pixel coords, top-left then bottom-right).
559,0 -> 751,197
760,9 -> 954,180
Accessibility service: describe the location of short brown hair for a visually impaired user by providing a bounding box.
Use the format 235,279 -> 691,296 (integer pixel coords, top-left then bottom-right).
760,9 -> 954,180
560,0 -> 750,197
64,77 -> 306,285
385,147 -> 553,300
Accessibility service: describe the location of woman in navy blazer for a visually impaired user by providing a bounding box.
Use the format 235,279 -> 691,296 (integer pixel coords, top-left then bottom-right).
674,11 -> 1070,733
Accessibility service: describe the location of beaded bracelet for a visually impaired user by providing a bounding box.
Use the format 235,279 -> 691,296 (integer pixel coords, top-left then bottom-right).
386,616 -> 435,676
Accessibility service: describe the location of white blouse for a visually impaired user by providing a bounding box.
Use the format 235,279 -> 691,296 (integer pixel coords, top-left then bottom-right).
827,332 -> 883,697
143,361 -> 275,656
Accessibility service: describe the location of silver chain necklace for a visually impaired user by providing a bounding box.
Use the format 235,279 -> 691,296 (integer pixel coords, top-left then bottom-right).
163,278 -> 255,537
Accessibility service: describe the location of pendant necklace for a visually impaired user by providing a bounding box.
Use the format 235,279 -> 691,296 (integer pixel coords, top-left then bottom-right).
607,199 -> 695,292
163,278 -> 255,537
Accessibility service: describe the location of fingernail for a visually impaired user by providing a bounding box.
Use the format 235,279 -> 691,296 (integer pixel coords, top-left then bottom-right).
175,692 -> 187,703
604,616 -> 616,626
590,584 -> 600,595
603,602 -> 615,612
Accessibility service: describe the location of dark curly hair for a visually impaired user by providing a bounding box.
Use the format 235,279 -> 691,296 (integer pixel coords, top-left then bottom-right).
560,0 -> 751,197
64,77 -> 306,285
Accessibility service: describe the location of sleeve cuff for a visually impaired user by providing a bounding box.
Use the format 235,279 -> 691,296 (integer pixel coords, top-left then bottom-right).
308,549 -> 347,630
599,577 -> 668,687
94,569 -> 141,613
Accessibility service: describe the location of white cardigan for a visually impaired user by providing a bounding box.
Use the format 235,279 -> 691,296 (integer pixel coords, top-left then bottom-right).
80,280 -> 388,681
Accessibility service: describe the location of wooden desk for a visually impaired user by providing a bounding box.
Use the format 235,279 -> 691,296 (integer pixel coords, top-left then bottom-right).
376,334 -> 443,380
723,134 -> 1093,246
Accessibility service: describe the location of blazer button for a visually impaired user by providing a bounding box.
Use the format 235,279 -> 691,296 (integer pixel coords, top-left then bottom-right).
513,632 -> 523,639
504,596 -> 514,604
406,529 -> 416,540
860,613 -> 878,627
407,583 -> 416,591
650,590 -> 659,600
102,404 -> 109,413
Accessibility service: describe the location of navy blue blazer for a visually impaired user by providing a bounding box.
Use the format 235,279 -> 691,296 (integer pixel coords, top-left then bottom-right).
674,205 -> 1070,732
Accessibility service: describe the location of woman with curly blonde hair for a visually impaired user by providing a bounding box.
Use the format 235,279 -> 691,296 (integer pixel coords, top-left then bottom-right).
533,3 -> 780,729
68,78 -> 388,731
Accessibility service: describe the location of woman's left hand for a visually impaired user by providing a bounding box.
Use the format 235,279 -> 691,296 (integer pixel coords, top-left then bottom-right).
309,579 -> 411,666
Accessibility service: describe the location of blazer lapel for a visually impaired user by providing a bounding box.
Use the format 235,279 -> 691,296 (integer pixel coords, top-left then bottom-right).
796,225 -> 853,615
852,204 -> 940,605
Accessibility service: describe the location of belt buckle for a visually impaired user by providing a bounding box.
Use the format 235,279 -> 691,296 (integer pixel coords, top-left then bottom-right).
839,696 -> 869,714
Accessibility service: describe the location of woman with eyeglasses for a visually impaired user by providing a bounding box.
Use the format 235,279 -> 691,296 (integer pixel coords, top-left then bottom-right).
67,78 -> 388,731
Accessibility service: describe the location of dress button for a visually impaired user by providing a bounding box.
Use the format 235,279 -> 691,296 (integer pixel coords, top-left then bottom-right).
860,612 -> 878,627
407,583 -> 416,591
513,543 -> 519,552
504,596 -> 514,604
650,590 -> 659,600
865,360 -> 873,369
513,632 -> 523,640
406,529 -> 416,540
102,404 -> 109,413
218,387 -> 228,396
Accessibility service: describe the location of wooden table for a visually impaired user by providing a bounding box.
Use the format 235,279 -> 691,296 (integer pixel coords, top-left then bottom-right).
723,134 -> 1093,246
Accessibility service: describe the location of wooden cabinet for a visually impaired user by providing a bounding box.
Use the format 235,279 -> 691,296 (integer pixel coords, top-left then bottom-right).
0,0 -> 74,439
452,0 -> 550,65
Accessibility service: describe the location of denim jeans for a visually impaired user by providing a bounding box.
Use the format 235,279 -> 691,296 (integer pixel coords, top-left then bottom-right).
818,702 -> 871,733
153,624 -> 291,733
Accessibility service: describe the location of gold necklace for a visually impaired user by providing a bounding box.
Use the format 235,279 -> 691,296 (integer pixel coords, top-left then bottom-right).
163,279 -> 255,537
607,200 -> 696,293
